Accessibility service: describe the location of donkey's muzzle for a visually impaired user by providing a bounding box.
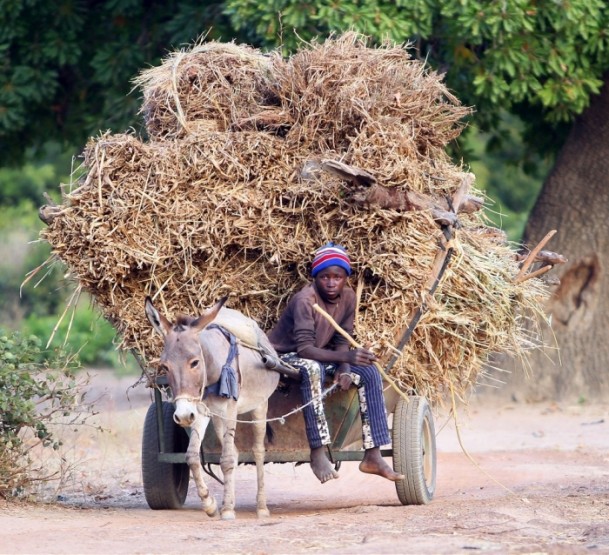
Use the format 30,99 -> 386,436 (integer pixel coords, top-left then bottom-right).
173,399 -> 197,426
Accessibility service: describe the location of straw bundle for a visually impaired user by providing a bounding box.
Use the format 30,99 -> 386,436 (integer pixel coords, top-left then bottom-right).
40,33 -> 550,402
137,41 -> 271,139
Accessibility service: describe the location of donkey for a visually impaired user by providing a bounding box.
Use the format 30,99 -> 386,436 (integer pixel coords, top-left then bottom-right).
145,296 -> 279,520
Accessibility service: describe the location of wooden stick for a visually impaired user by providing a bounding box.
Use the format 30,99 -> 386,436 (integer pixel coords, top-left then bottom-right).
384,173 -> 474,375
515,249 -> 566,266
514,229 -> 557,282
514,264 -> 553,284
312,303 -> 410,402
425,173 -> 473,291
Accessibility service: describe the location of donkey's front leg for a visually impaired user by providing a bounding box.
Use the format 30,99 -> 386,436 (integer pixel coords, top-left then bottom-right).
251,402 -> 270,518
186,412 -> 218,517
212,406 -> 239,520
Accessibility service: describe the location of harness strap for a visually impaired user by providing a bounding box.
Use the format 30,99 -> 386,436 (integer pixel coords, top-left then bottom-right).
204,324 -> 240,401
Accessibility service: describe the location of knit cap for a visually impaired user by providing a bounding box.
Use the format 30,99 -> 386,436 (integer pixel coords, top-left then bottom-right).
311,242 -> 352,277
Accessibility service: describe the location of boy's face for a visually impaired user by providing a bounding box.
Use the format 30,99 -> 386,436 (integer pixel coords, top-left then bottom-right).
314,265 -> 348,302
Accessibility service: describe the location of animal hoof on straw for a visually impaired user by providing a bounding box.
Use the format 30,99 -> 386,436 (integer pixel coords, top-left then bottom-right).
203,497 -> 218,517
257,508 -> 271,519
221,509 -> 236,521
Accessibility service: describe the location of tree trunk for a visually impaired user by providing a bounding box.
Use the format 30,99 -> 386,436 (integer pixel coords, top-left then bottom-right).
489,76 -> 609,402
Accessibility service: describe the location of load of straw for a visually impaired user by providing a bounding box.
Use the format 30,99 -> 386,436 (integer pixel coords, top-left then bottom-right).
39,33 -> 550,403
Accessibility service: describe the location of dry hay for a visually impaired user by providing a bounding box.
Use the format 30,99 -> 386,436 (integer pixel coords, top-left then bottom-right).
134,41 -> 271,139
39,33 -> 550,403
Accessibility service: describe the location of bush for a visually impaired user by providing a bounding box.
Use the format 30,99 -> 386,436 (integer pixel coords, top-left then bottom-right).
0,222 -> 67,324
22,300 -> 138,373
0,330 -> 92,499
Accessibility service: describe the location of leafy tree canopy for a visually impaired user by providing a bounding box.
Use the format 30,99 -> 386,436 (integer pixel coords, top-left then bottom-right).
0,0 -> 240,166
3,0 -> 608,165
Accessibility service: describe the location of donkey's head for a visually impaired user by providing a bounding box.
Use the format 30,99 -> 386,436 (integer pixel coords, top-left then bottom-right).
145,296 -> 227,425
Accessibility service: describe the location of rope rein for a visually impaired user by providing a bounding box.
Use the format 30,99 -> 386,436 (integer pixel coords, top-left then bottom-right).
170,382 -> 339,425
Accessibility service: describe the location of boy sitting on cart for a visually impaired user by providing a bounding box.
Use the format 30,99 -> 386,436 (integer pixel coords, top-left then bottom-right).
268,243 -> 404,484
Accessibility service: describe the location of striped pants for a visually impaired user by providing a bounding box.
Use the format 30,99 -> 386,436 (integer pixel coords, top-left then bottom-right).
279,353 -> 391,450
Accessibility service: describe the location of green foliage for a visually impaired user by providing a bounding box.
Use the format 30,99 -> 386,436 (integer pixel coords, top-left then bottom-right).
0,165 -> 54,207
225,0 -> 422,51
0,226 -> 63,322
0,142 -> 74,216
22,300 -> 132,370
0,144 -> 77,323
463,114 -> 551,241
438,0 -> 607,122
5,0 -> 608,165
1,0 -> 606,183
0,330 -> 89,499
0,0 -> 248,166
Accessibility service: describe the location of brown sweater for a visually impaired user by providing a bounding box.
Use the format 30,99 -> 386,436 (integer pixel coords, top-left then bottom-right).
268,282 -> 355,355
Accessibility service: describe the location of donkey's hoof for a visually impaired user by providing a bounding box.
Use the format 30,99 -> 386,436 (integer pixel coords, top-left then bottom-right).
257,508 -> 271,519
221,509 -> 236,521
203,497 -> 218,517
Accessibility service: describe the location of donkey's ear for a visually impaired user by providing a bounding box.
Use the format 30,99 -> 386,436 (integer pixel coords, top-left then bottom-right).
192,296 -> 228,332
145,296 -> 172,337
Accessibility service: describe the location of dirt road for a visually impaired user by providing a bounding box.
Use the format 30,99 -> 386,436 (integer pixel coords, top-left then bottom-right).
1,370 -> 609,554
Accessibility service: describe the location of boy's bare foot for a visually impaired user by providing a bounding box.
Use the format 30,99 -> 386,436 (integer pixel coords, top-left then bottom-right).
359,447 -> 404,482
310,447 -> 339,483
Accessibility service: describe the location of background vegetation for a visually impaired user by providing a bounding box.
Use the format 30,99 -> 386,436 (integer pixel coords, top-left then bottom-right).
0,330 -> 92,499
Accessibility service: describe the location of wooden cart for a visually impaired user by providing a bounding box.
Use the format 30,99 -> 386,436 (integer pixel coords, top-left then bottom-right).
141,372 -> 436,510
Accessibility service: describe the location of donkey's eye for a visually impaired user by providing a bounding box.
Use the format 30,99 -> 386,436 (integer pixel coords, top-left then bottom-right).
190,359 -> 199,369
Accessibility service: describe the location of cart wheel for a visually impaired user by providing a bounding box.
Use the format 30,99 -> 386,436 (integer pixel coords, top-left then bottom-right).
142,400 -> 190,509
392,395 -> 436,505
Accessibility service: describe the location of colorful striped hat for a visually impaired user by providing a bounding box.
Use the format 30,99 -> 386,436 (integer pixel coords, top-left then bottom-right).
311,242 -> 351,277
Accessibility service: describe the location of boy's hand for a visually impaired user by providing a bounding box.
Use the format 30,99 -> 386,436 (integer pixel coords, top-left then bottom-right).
335,370 -> 354,391
346,348 -> 377,366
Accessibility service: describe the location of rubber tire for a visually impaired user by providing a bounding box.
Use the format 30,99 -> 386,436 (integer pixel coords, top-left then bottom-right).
142,401 -> 190,509
392,395 -> 437,505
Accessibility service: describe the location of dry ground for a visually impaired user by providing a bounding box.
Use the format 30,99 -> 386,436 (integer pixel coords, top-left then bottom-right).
1,370 -> 609,554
